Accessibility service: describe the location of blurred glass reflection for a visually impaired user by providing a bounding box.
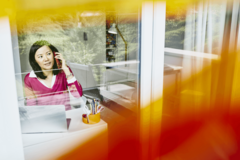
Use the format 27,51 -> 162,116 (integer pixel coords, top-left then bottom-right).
8,0 -> 240,159
161,0 -> 240,159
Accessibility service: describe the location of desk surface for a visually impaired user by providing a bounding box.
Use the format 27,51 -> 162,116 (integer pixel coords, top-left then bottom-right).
22,108 -> 107,147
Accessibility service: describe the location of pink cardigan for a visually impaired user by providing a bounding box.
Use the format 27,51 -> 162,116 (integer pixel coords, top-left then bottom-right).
24,68 -> 83,110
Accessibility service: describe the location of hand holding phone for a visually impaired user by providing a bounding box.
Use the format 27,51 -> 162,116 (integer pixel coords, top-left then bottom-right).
53,52 -> 62,69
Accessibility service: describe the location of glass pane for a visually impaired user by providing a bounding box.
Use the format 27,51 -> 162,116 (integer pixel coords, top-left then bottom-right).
165,5 -> 186,49
12,5 -> 140,159
165,3 -> 225,52
160,1 -> 240,159
16,11 -> 140,107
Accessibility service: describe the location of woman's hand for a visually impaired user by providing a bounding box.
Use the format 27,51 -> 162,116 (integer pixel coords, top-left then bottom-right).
54,52 -> 68,70
54,52 -> 73,80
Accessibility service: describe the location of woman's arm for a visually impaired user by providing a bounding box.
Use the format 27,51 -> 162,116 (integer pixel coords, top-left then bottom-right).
24,76 -> 37,106
54,52 -> 83,97
64,67 -> 83,98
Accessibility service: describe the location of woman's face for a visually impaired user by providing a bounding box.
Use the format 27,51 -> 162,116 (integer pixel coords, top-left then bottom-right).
35,45 -> 54,71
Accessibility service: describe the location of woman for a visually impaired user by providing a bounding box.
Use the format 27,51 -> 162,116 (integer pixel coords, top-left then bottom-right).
24,40 -> 83,110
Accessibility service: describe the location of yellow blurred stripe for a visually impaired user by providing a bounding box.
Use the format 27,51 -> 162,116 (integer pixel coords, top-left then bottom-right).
0,0 -> 209,20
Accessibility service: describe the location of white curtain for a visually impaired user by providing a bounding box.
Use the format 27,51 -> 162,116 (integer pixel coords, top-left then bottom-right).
180,0 -> 226,113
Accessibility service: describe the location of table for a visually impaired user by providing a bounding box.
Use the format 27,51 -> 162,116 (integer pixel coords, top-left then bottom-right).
22,108 -> 108,160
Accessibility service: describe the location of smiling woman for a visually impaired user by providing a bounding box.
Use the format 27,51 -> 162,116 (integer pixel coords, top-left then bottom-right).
35,46 -> 55,77
24,40 -> 83,110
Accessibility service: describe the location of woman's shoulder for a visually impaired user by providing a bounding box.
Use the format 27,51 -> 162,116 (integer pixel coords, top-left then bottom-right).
24,73 -> 32,87
24,71 -> 36,83
24,73 -> 30,81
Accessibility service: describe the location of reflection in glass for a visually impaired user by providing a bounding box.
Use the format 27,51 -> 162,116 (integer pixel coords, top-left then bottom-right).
15,10 -> 140,124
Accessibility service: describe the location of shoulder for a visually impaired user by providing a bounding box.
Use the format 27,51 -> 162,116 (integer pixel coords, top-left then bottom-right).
24,73 -> 32,87
24,72 -> 36,84
24,73 -> 30,81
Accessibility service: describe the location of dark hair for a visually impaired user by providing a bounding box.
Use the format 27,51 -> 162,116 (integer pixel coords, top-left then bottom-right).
29,40 -> 60,79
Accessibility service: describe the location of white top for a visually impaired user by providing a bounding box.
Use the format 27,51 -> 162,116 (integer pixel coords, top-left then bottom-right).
29,71 -> 77,88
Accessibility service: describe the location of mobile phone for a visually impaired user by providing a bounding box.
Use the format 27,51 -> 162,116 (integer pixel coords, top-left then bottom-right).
53,51 -> 62,69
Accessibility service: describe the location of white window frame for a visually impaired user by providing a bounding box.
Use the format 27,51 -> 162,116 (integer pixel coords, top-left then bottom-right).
139,1 -> 166,159
0,17 -> 25,160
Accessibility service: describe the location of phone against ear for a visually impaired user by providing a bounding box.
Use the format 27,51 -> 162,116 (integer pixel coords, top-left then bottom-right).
53,51 -> 62,69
